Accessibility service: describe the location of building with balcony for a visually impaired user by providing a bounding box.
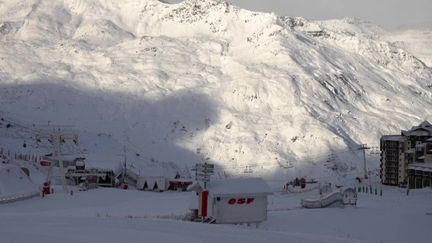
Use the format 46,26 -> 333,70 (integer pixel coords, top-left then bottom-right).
380,121 -> 432,187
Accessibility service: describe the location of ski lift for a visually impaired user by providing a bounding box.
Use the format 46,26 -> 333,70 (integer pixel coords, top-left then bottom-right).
278,161 -> 293,169
243,164 -> 258,173
73,134 -> 79,145
326,153 -> 336,163
243,166 -> 253,174
370,146 -> 380,155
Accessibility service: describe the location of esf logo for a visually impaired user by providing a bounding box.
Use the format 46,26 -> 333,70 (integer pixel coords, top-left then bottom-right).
228,198 -> 254,205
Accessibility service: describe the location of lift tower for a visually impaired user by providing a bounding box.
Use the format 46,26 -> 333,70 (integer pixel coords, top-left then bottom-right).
358,144 -> 371,179
35,127 -> 78,193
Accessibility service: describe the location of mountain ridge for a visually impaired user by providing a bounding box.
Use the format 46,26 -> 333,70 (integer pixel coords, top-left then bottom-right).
0,0 -> 431,179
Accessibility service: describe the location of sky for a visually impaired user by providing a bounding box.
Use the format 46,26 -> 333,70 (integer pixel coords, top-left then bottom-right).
167,0 -> 432,30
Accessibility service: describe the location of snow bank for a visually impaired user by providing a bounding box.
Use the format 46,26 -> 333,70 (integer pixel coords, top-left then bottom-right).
0,164 -> 38,201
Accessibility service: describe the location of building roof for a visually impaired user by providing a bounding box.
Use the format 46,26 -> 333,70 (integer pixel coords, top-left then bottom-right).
408,163 -> 432,172
418,120 -> 432,128
208,178 -> 273,196
402,120 -> 432,137
381,135 -> 406,142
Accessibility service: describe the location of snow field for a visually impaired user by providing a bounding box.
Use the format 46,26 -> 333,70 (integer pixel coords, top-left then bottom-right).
0,184 -> 430,243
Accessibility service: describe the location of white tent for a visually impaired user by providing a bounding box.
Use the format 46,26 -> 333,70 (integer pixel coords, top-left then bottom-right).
135,165 -> 174,191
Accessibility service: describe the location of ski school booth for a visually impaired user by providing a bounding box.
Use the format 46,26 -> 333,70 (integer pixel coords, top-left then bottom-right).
201,178 -> 273,225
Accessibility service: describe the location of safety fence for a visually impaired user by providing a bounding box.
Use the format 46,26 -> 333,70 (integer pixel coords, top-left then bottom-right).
355,186 -> 383,196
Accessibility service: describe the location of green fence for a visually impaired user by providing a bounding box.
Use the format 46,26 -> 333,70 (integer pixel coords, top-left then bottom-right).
355,186 -> 383,196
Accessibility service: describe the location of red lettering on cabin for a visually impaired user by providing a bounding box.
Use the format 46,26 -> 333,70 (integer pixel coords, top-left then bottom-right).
227,198 -> 255,205
228,198 -> 236,205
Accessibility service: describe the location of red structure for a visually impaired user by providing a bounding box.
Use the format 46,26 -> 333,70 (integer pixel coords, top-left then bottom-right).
167,179 -> 193,191
42,182 -> 50,197
200,190 -> 208,218
39,160 -> 51,167
300,178 -> 306,189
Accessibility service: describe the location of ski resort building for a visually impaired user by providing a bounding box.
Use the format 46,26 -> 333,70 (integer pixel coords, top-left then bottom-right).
167,179 -> 193,191
380,121 -> 432,187
407,163 -> 432,189
204,178 -> 272,225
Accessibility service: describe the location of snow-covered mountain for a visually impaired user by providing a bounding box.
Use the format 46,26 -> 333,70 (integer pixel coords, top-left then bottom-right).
0,0 -> 431,180
386,27 -> 432,67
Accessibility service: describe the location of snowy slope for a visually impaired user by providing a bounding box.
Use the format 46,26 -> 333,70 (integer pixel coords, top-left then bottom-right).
0,186 -> 431,243
386,28 -> 432,67
0,0 -> 431,179
0,163 -> 38,199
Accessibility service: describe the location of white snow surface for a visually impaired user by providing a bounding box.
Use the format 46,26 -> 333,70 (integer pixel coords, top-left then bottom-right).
209,177 -> 272,195
0,184 -> 431,243
0,0 -> 431,179
0,163 -> 38,198
386,28 -> 432,67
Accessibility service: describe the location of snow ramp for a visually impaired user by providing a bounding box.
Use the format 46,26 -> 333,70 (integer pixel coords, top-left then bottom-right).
301,191 -> 344,208
301,188 -> 358,208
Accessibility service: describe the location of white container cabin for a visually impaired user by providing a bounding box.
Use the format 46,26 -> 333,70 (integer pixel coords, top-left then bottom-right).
206,178 -> 272,225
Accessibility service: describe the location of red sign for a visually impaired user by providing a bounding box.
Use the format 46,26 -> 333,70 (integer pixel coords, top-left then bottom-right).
228,198 -> 254,205
40,160 -> 51,167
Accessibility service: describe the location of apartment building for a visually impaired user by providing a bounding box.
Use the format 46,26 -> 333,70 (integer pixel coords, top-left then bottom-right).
380,121 -> 432,187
